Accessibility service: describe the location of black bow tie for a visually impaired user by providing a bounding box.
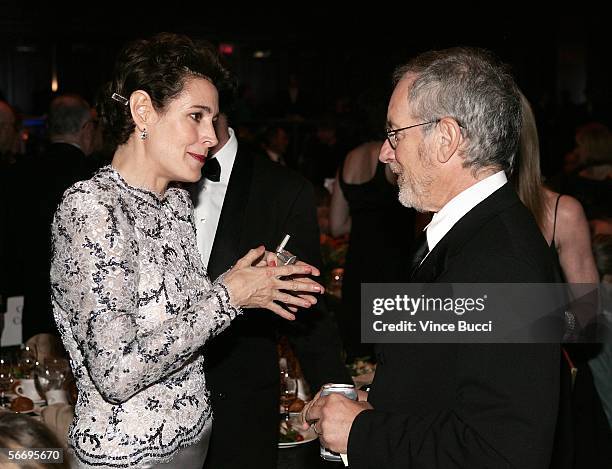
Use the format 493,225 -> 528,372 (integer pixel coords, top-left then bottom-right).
203,157 -> 221,182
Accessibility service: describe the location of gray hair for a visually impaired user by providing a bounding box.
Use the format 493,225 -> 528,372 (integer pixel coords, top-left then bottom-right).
393,47 -> 522,173
48,94 -> 92,136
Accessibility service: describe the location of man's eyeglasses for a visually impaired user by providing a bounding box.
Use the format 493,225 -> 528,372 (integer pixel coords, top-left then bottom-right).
385,120 -> 439,150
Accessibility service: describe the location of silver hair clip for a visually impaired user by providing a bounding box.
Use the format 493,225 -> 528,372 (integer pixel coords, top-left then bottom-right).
183,66 -> 207,80
111,92 -> 129,106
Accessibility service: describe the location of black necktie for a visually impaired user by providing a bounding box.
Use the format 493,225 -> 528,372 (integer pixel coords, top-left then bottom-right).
203,157 -> 221,182
409,233 -> 430,279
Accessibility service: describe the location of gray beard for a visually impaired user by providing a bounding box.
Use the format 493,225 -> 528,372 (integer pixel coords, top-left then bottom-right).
393,145 -> 434,212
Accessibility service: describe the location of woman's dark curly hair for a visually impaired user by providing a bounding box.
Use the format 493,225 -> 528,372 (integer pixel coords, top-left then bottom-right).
98,33 -> 230,150
0,412 -> 70,469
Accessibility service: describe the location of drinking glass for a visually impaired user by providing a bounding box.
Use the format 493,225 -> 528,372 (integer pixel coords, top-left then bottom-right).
280,372 -> 298,418
328,267 -> 344,298
34,358 -> 68,401
18,344 -> 38,378
0,358 -> 14,407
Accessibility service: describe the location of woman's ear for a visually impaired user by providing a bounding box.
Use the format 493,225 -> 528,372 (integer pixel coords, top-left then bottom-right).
129,90 -> 158,133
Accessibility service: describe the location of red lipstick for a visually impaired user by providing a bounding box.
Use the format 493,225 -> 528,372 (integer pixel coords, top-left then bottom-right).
188,152 -> 206,163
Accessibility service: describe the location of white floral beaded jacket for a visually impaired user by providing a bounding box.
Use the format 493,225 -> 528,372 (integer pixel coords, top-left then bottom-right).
50,166 -> 241,468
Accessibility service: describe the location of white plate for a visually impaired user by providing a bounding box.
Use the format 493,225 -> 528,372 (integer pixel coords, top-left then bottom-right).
278,413 -> 318,449
278,429 -> 318,449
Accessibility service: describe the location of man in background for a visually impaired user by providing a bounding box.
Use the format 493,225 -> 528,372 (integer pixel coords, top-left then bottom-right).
189,44 -> 350,469
0,100 -> 20,329
0,100 -> 19,168
18,94 -> 96,340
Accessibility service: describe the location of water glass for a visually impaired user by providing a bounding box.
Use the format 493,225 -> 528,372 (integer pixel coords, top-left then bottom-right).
34,358 -> 69,401
0,359 -> 14,407
280,372 -> 298,417
18,344 -> 38,378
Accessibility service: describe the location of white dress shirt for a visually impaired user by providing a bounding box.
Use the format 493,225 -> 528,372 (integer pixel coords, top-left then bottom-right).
193,127 -> 238,269
425,171 -> 508,253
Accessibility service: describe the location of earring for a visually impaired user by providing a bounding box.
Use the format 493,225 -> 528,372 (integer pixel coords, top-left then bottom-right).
140,128 -> 148,140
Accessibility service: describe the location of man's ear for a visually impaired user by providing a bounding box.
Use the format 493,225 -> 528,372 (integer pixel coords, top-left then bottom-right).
80,120 -> 96,155
129,90 -> 158,132
435,117 -> 462,164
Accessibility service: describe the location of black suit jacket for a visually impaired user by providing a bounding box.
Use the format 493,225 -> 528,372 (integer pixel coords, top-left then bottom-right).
348,183 -> 560,469
197,148 -> 350,469
4,143 -> 92,341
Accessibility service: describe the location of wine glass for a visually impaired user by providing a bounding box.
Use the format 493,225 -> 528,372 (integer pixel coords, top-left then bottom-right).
0,358 -> 14,408
280,372 -> 298,419
34,358 -> 68,402
328,267 -> 344,299
18,344 -> 38,378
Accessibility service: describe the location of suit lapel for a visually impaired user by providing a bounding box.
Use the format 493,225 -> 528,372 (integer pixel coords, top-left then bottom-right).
412,240 -> 448,283
207,150 -> 253,280
412,183 -> 519,282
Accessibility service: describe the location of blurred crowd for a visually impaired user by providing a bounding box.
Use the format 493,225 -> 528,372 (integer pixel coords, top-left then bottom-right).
1,56 -> 611,468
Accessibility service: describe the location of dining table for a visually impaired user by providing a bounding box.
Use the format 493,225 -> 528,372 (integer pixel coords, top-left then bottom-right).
277,435 -> 338,469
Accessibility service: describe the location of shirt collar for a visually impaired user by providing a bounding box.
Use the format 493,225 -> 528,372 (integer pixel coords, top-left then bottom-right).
208,127 -> 237,184
426,170 -> 508,251
266,149 -> 281,163
52,140 -> 83,152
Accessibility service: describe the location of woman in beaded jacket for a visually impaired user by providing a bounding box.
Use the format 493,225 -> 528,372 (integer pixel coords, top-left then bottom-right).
50,33 -> 323,469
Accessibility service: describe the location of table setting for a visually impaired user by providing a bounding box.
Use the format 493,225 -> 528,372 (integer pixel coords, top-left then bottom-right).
0,339 -> 75,446
278,356 -> 318,449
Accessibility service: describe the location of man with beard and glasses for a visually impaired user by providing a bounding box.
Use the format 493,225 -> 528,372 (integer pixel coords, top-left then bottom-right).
302,47 -> 561,469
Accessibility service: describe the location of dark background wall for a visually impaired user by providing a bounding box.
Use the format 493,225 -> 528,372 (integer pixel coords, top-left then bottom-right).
1,4 -> 609,175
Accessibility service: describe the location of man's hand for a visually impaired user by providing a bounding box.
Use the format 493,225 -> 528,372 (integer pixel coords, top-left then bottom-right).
301,393 -> 373,454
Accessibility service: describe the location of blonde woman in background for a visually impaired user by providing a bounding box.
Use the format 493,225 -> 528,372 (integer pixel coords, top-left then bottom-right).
513,93 -> 598,284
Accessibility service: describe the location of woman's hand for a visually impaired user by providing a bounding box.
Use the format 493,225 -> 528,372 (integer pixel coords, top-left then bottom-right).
255,249 -> 323,313
224,246 -> 325,320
